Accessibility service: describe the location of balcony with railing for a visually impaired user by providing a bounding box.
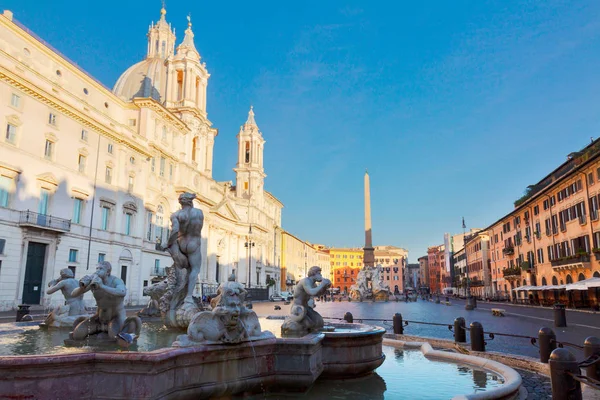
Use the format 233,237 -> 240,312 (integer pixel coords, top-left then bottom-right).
470,279 -> 485,287
502,266 -> 521,279
519,261 -> 531,272
550,253 -> 591,270
19,210 -> 71,233
152,266 -> 166,277
502,246 -> 515,256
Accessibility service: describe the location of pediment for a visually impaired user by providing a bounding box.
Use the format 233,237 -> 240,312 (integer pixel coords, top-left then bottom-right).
36,173 -> 58,186
211,198 -> 241,222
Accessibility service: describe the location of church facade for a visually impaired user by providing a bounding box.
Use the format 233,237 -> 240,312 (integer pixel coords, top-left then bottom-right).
0,8 -> 283,310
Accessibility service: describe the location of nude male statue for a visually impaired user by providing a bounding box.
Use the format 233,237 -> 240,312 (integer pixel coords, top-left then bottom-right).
281,266 -> 331,335
46,268 -> 86,316
166,192 -> 204,304
70,261 -> 129,340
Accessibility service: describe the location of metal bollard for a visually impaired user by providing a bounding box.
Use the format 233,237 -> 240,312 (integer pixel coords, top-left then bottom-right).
435,296 -> 440,304
549,348 -> 582,400
393,313 -> 404,334
553,303 -> 567,328
583,336 -> 600,381
343,312 -> 353,323
470,321 -> 485,352
454,317 -> 466,343
538,327 -> 557,364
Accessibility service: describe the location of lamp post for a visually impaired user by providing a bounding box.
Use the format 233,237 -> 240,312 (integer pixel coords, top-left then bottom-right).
245,224 -> 255,288
463,220 -> 476,310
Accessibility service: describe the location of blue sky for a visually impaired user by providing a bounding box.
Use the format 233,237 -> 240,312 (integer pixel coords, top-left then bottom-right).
6,1 -> 600,259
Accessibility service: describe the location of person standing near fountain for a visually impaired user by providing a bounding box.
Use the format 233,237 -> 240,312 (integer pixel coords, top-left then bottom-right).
281,266 -> 332,336
70,261 -> 140,341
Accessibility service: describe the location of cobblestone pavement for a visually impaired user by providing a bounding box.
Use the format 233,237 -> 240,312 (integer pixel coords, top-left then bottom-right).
252,300 -> 599,359
518,368 -> 552,399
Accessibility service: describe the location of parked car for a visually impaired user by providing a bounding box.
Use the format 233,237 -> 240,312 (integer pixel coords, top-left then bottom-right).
279,291 -> 293,301
269,294 -> 284,302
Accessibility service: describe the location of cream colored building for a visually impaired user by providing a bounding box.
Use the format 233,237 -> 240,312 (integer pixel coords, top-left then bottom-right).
0,8 -> 283,310
281,231 -> 305,290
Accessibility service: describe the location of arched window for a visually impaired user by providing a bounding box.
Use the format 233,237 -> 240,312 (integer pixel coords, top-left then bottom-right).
161,41 -> 166,57
195,76 -> 201,105
552,276 -> 558,285
523,279 -> 527,286
594,271 -> 600,278
192,137 -> 198,162
156,205 -> 165,244
177,70 -> 184,100
566,275 -> 573,284
541,277 -> 548,286
245,142 -> 250,163
578,273 -> 586,282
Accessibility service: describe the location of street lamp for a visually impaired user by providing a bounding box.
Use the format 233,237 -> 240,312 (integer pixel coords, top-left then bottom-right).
245,224 -> 255,288
463,220 -> 477,310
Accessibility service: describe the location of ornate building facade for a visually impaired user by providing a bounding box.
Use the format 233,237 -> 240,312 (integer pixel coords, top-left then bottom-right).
0,8 -> 283,310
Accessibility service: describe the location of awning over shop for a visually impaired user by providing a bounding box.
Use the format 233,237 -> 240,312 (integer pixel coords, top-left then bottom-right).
513,285 -> 535,292
565,277 -> 600,291
512,285 -> 566,291
537,285 -> 566,290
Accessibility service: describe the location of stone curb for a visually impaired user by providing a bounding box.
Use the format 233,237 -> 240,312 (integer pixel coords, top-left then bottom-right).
384,338 -> 522,400
456,299 -> 600,315
384,333 -> 550,377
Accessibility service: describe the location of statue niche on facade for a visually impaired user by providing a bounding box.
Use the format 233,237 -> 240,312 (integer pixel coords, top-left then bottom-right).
42,268 -> 88,328
68,262 -> 142,343
155,192 -> 204,328
281,266 -> 332,336
173,273 -> 273,346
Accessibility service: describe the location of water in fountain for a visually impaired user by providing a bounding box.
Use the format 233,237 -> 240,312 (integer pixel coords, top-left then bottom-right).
240,318 -> 268,398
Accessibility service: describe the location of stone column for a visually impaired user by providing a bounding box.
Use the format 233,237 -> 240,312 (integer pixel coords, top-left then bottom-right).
363,170 -> 375,267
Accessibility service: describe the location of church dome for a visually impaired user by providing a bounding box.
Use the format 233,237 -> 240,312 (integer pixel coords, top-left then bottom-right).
112,57 -> 167,102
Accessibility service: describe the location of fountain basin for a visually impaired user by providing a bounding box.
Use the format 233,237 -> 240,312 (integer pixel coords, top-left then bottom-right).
0,321 -> 521,399
0,322 -> 384,399
320,322 -> 386,378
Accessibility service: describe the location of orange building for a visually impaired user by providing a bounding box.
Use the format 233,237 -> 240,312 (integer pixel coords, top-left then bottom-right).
427,245 -> 444,294
464,232 -> 490,298
487,139 -> 600,307
330,247 -> 363,293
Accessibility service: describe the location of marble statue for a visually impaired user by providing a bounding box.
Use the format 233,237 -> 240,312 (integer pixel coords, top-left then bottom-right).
68,261 -> 141,343
281,266 -> 332,336
156,192 -> 204,328
138,279 -> 167,318
42,268 -> 88,328
173,273 -> 273,346
349,265 -> 390,301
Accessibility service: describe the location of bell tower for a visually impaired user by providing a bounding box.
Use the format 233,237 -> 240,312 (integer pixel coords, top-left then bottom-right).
234,107 -> 266,200
164,16 -> 209,114
146,7 -> 176,59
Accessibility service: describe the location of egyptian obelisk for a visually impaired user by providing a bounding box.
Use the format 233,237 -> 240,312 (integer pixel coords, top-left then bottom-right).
363,170 -> 375,267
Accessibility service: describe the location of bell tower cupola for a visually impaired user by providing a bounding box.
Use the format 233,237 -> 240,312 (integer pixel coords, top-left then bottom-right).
234,106 -> 266,199
146,6 -> 176,59
164,15 -> 210,114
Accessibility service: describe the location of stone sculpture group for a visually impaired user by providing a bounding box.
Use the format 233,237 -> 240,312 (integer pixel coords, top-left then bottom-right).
68,261 -> 142,344
153,192 -> 204,328
43,268 -> 88,328
46,191 -> 330,347
281,266 -> 332,336
173,273 -> 273,346
349,265 -> 390,301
